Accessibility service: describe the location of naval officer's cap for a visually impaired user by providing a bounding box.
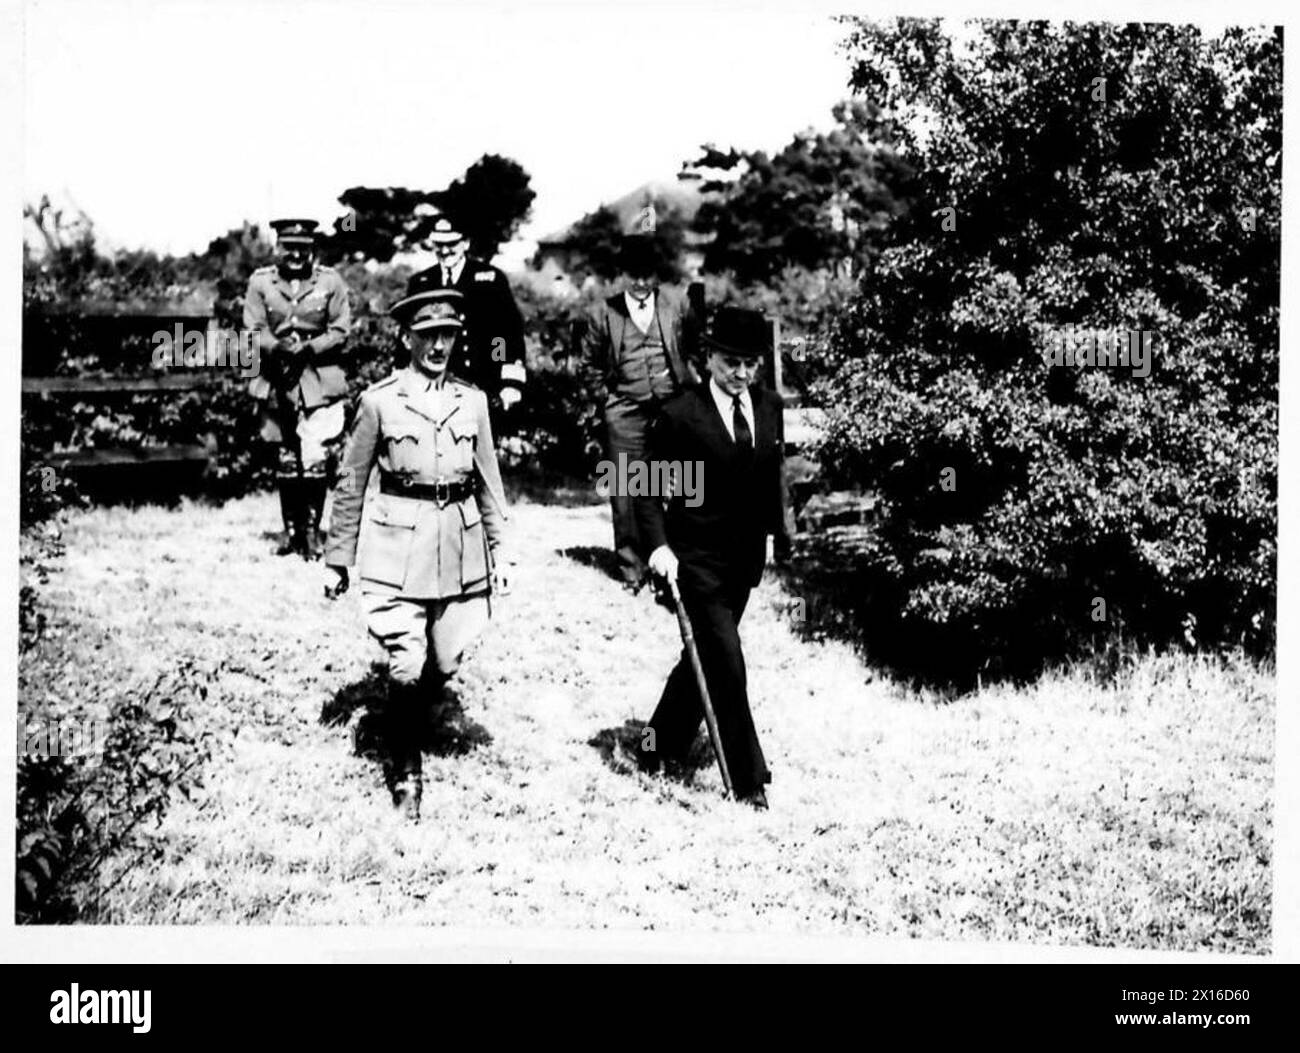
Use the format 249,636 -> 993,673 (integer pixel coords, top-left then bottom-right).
427,215 -> 466,245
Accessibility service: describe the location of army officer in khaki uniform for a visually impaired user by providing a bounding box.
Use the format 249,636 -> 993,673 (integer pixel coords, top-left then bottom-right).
325,289 -> 510,820
244,217 -> 353,559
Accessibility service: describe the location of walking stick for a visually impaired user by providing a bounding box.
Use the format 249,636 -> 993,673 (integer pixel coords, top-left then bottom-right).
669,579 -> 734,797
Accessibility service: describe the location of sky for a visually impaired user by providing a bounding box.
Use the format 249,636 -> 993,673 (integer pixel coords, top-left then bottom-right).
22,0 -> 851,262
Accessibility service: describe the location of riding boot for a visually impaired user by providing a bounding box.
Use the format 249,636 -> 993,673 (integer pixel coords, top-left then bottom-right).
302,474 -> 329,561
275,476 -> 301,556
388,681 -> 424,822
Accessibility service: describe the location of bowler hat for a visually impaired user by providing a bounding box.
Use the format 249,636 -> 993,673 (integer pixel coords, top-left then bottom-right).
701,306 -> 770,359
619,233 -> 658,278
390,289 -> 466,331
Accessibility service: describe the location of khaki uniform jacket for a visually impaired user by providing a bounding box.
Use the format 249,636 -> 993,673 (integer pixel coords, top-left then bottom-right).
325,370 -> 509,600
243,264 -> 352,410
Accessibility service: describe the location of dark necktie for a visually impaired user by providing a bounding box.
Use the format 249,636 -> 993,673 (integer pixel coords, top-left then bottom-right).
732,395 -> 752,450
442,267 -> 452,287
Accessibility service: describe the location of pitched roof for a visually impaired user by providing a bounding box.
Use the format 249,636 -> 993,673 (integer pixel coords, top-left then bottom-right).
537,178 -> 704,246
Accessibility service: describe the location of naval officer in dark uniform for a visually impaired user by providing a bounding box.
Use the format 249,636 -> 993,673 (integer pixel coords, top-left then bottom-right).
637,308 -> 792,809
406,213 -> 527,426
243,217 -> 353,558
325,289 -> 510,821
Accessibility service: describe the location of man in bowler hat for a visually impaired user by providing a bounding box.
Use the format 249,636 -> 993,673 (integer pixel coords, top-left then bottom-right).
637,307 -> 791,809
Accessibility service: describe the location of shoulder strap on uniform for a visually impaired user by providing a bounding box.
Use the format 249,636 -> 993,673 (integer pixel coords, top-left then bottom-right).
365,372 -> 402,394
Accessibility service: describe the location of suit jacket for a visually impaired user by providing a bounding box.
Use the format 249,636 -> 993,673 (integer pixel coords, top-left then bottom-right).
636,383 -> 789,588
581,287 -> 697,396
406,258 -> 526,396
325,369 -> 508,600
243,264 -> 352,410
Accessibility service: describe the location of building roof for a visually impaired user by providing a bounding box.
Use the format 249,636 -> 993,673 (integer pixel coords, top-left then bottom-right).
537,178 -> 705,247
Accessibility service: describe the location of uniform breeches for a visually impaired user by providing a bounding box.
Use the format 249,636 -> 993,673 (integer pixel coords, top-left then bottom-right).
360,588 -> 491,684
265,400 -> 347,475
646,569 -> 770,798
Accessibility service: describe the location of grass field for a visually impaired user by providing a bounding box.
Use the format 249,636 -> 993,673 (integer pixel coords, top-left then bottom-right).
18,491 -> 1275,950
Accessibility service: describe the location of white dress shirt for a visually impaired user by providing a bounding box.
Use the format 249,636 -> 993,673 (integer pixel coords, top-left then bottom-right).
624,289 -> 656,334
709,377 -> 755,444
441,257 -> 466,287
647,378 -> 767,573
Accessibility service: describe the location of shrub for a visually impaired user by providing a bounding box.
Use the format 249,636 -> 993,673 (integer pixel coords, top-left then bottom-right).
814,20 -> 1279,683
17,656 -> 220,923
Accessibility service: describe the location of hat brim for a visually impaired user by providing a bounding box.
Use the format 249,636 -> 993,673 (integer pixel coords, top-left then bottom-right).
408,318 -> 464,332
428,230 -> 466,244
700,333 -> 766,359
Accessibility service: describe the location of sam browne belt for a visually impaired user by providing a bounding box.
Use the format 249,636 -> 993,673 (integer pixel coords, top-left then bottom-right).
379,472 -> 478,506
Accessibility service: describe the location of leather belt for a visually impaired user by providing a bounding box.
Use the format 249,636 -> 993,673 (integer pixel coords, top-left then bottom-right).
379,473 -> 477,506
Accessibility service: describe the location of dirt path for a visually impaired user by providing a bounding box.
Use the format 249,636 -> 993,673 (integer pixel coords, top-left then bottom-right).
38,493 -> 1273,948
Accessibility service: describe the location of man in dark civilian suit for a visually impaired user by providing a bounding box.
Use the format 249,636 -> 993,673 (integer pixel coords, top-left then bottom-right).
584,233 -> 698,586
636,307 -> 792,809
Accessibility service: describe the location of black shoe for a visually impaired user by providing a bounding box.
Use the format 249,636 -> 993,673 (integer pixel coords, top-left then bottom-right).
737,788 -> 769,811
634,747 -> 661,775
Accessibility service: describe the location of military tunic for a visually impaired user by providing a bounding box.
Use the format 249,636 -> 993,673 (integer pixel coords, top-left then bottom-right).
243,262 -> 352,467
325,369 -> 509,682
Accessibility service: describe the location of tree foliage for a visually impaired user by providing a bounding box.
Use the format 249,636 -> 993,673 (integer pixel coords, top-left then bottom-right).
688,100 -> 917,283
437,153 -> 537,259
555,200 -> 691,283
816,19 -> 1280,682
329,153 -> 535,263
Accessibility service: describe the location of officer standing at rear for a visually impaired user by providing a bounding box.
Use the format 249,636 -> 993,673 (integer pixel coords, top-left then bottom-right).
243,217 -> 352,558
406,212 -> 527,429
325,289 -> 511,821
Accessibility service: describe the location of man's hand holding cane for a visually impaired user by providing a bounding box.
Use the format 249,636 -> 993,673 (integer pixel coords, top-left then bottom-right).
647,545 -> 678,586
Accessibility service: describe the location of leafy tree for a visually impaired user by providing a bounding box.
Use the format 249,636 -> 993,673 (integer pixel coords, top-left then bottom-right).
329,187 -> 433,264
193,222 -> 275,328
814,19 -> 1279,683
687,100 -> 916,283
554,199 -> 690,283
328,154 -> 535,264
436,153 -> 537,259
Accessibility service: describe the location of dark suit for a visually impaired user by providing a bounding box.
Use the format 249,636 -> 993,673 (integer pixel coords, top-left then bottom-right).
407,258 -> 526,405
584,287 -> 697,582
636,382 -> 788,798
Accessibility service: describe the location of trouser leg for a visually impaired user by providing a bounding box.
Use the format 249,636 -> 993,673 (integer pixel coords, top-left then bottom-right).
428,593 -> 492,678
275,462 -> 307,557
360,591 -> 430,781
603,397 -> 652,584
297,402 -> 347,560
646,577 -> 769,797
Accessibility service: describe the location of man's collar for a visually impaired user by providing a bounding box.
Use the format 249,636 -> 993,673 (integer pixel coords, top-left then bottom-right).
709,376 -> 751,408
403,366 -> 449,393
